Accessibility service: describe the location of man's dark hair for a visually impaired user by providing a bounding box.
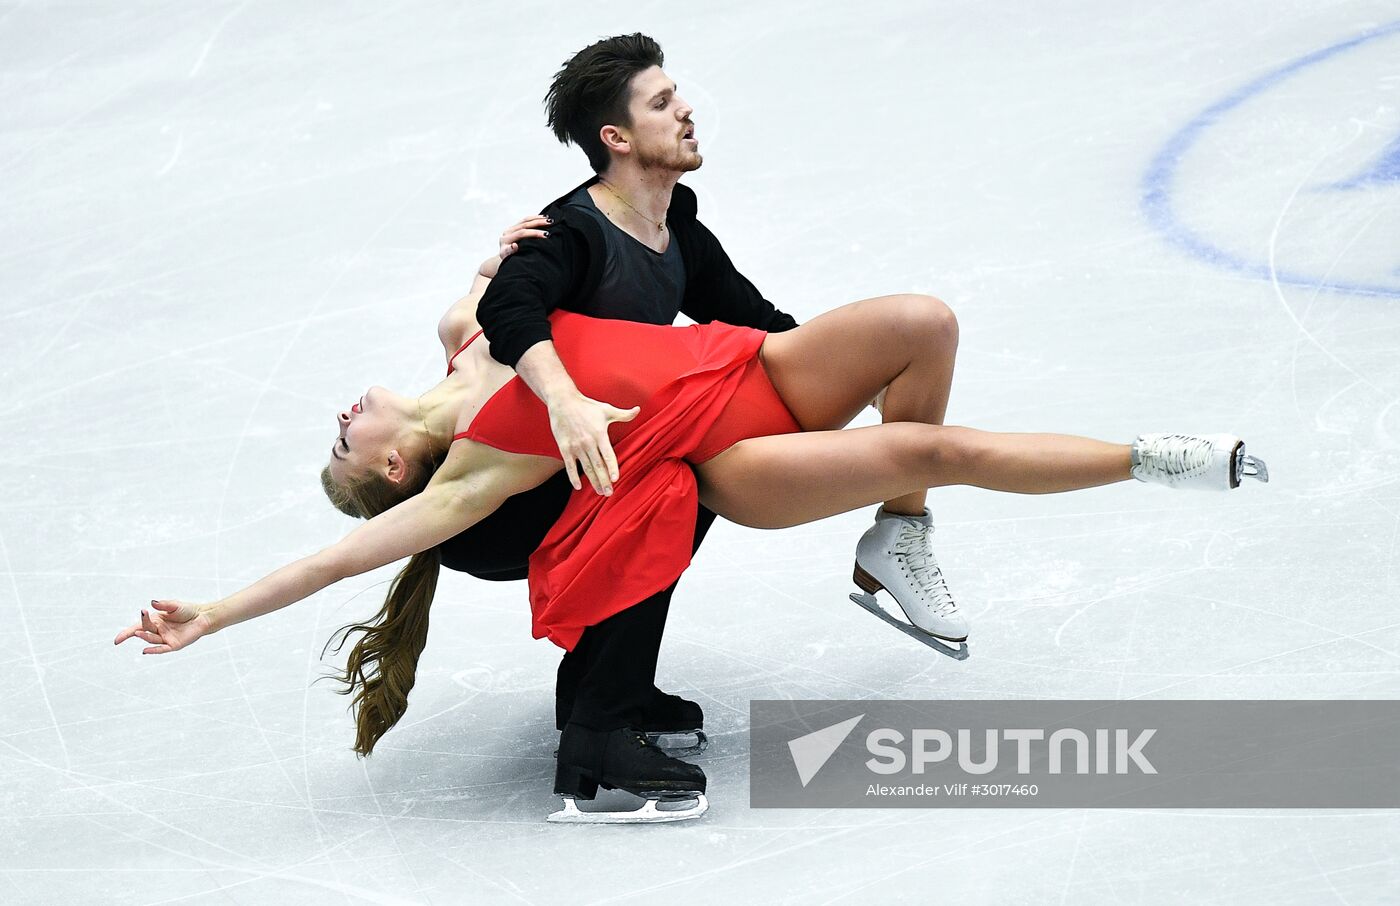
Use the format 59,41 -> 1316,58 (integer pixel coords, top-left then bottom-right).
544,33 -> 665,174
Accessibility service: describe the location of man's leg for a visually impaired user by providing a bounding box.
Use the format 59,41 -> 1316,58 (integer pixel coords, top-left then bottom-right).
553,506 -> 716,802
557,505 -> 717,731
558,581 -> 676,731
437,470 -> 705,735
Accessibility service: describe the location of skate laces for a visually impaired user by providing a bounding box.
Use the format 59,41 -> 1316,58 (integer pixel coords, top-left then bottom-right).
1137,434 -> 1213,479
894,524 -> 958,616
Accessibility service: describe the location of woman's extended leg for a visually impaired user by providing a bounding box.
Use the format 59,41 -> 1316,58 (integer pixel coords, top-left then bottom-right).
697,424 -> 1132,529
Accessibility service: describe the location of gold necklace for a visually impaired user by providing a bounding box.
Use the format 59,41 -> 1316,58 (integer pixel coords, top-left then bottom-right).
417,396 -> 440,461
598,179 -> 666,233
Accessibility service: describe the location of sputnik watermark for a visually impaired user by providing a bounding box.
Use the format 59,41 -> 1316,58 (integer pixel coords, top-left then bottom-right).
787,714 -> 862,787
789,719 -> 1157,789
865,727 -> 1157,775
752,700 -> 1400,808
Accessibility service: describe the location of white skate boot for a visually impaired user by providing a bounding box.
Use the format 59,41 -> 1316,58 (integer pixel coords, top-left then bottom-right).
1131,433 -> 1269,490
850,508 -> 970,660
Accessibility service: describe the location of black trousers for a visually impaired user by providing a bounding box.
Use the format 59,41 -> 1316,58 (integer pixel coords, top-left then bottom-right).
437,471 -> 714,731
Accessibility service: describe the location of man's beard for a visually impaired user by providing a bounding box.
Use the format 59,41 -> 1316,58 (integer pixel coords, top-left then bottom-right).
635,140 -> 704,174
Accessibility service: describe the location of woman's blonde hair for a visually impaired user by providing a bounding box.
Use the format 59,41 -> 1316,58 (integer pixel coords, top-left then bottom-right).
319,452 -> 442,757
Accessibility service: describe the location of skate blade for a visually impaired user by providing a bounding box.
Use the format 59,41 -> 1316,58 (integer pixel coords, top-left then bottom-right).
644,729 -> 709,758
849,593 -> 970,661
1231,443 -> 1269,485
547,793 -> 709,825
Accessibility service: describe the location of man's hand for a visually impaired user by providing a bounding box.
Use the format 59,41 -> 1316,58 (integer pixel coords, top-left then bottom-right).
547,392 -> 640,496
515,341 -> 641,495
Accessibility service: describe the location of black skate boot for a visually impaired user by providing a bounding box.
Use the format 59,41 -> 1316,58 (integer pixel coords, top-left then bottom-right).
555,686 -> 707,756
549,724 -> 708,824
637,691 -> 707,757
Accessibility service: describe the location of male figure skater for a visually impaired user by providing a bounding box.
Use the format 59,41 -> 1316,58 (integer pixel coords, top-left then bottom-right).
439,33 -> 966,820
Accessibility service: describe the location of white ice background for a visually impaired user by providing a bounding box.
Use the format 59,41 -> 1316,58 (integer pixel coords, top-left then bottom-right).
3,1 -> 1400,903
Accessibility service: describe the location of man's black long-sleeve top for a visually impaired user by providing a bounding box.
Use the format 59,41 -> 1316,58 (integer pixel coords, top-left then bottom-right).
477,175 -> 798,368
439,176 -> 796,579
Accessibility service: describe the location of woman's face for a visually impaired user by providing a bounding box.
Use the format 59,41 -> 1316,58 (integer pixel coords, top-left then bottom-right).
328,385 -> 401,482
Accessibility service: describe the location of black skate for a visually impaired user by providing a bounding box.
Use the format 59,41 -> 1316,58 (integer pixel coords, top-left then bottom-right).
637,692 -> 708,757
555,689 -> 708,757
550,725 -> 708,825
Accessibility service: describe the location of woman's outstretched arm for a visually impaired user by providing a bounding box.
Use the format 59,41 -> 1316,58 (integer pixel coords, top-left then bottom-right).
115,443 -> 557,653
209,474 -> 493,632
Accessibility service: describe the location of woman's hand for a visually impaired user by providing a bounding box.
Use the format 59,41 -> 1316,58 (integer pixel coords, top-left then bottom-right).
113,600 -> 215,654
478,214 -> 552,279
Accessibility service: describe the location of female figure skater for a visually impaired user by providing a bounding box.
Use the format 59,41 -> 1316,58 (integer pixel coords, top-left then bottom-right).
113,226 -> 1268,820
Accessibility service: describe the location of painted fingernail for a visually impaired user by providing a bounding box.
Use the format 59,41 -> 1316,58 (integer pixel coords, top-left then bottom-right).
542,231 -> 549,237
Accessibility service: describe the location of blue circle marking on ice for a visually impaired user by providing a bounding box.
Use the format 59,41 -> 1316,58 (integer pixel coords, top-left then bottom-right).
1141,20 -> 1400,298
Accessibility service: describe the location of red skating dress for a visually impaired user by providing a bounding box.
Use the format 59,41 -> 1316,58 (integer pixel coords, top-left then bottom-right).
452,311 -> 801,651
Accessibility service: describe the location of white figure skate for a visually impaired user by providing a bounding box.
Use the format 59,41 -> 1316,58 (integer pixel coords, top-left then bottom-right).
1131,433 -> 1269,489
850,508 -> 970,661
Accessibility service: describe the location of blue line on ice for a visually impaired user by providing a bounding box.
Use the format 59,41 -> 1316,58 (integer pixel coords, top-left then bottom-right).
1140,19 -> 1400,298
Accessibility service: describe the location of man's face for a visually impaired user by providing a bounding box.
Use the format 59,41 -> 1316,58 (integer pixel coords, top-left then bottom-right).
619,65 -> 702,173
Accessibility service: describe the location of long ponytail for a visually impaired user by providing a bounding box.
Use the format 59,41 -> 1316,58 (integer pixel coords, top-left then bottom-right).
323,548 -> 440,756
319,461 -> 442,757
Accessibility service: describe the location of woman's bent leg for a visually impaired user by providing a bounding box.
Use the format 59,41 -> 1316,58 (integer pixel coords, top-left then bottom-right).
759,294 -> 958,516
697,424 -> 1132,529
756,296 -> 964,637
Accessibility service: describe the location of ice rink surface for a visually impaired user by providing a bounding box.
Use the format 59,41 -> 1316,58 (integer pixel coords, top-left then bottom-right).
3,1 -> 1400,902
